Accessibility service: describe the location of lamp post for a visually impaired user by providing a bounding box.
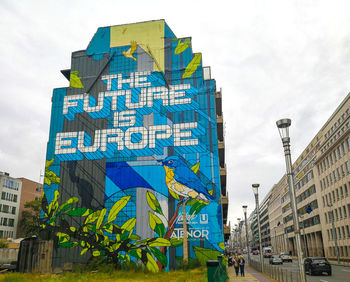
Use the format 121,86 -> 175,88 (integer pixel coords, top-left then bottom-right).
237,218 -> 241,252
276,118 -> 306,282
299,215 -> 309,257
327,203 -> 340,264
252,183 -> 264,272
243,205 -> 250,264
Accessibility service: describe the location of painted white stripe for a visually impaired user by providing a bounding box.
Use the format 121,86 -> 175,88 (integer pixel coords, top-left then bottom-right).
341,269 -> 350,272
320,279 -> 328,282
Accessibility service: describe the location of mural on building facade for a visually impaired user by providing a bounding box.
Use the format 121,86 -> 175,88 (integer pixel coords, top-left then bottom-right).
42,20 -> 224,271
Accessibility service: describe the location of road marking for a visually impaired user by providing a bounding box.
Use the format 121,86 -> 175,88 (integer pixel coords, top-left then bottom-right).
341,269 -> 350,272
319,280 -> 328,282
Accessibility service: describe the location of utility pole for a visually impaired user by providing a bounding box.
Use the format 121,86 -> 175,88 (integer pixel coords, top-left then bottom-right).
183,203 -> 188,265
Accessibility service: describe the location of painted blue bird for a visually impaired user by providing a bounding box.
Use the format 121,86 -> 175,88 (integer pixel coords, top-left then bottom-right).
159,156 -> 214,202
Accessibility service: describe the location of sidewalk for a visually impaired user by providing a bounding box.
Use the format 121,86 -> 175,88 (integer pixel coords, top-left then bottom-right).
228,265 -> 274,282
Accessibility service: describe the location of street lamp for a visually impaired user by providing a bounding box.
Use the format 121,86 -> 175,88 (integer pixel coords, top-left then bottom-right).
243,205 -> 250,264
276,118 -> 306,282
299,215 -> 309,258
252,183 -> 264,272
237,218 -> 242,252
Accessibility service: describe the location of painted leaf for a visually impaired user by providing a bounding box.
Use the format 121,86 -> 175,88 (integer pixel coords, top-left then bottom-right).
129,249 -> 141,259
193,246 -> 221,266
146,253 -> 159,273
45,158 -> 54,169
48,190 -> 60,216
129,234 -> 141,241
121,218 -> 136,232
150,247 -> 167,267
65,208 -> 91,216
174,39 -> 190,55
168,188 -> 179,200
80,248 -> 89,255
185,198 -> 198,206
146,192 -> 163,215
148,238 -> 171,247
107,196 -> 131,223
59,242 -> 77,248
189,201 -> 206,216
92,250 -> 101,257
70,71 -> 84,88
182,53 -> 201,79
190,162 -> 200,173
148,212 -> 165,237
84,210 -> 101,224
170,237 -> 183,247
58,196 -> 79,213
219,242 -> 225,250
96,208 -> 106,229
44,170 -> 60,186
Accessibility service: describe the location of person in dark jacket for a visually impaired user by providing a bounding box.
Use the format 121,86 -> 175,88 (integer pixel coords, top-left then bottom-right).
233,255 -> 240,276
239,255 -> 245,276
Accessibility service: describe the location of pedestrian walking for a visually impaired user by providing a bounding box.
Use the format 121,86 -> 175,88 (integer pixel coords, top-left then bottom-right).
239,255 -> 245,277
233,255 -> 240,277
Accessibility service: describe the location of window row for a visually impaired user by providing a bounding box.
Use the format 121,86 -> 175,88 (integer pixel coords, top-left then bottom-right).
295,171 -> 313,192
318,138 -> 350,175
0,204 -> 16,215
296,185 -> 316,204
322,184 -> 349,207
298,200 -> 318,216
328,245 -> 350,257
1,179 -> 20,191
325,204 -> 350,222
0,217 -> 15,227
320,162 -> 350,191
327,225 -> 350,241
0,230 -> 14,239
1,191 -> 18,202
284,215 -> 320,233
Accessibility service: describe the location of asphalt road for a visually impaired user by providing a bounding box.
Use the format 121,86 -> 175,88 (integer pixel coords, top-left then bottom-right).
249,255 -> 349,282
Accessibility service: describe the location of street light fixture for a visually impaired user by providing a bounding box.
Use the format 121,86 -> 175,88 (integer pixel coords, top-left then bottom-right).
243,205 -> 250,264
276,118 -> 306,282
252,183 -> 264,272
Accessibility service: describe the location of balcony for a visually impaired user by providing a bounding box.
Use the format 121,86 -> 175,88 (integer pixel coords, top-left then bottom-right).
224,224 -> 230,235
221,194 -> 228,205
220,165 -> 227,176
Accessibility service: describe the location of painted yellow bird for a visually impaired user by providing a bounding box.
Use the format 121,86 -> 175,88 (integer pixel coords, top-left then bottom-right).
122,41 -> 137,61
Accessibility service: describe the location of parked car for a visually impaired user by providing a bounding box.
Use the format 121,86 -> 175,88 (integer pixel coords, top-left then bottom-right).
252,250 -> 259,255
304,257 -> 331,276
279,253 -> 292,262
269,255 -> 283,265
0,261 -> 17,272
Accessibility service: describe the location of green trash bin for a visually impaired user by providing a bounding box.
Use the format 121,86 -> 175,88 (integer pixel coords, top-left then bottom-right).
207,260 -> 220,282
217,255 -> 228,281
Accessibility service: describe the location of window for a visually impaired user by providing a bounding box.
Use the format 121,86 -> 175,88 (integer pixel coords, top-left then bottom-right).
335,209 -> 339,220
13,195 -> 17,203
36,186 -> 41,192
322,196 -> 325,207
340,186 -> 344,198
11,207 -> 16,215
345,161 -> 350,174
8,219 -> 14,227
339,207 -> 343,219
325,212 -> 328,223
345,184 -> 349,196
336,189 -> 340,201
344,206 -> 347,218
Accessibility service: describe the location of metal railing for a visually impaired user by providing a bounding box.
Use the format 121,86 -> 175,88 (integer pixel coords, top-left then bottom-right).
249,260 -> 301,282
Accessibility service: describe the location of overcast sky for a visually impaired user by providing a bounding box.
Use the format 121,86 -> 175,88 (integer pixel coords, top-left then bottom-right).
1,0 -> 350,227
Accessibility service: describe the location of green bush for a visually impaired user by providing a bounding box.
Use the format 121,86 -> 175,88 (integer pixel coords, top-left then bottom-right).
0,241 -> 8,248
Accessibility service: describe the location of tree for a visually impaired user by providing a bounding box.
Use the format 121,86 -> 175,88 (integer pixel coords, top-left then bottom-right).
18,199 -> 41,237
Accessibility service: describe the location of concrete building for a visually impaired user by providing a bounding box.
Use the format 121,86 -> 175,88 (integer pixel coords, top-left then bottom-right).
42,20 -> 227,270
16,178 -> 43,237
0,172 -> 22,239
315,93 -> 350,260
251,92 -> 350,261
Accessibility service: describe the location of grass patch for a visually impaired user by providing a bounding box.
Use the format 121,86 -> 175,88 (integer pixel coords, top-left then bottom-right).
0,268 -> 207,282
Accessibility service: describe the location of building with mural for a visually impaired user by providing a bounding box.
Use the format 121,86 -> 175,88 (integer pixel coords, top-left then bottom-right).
41,20 -> 227,271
